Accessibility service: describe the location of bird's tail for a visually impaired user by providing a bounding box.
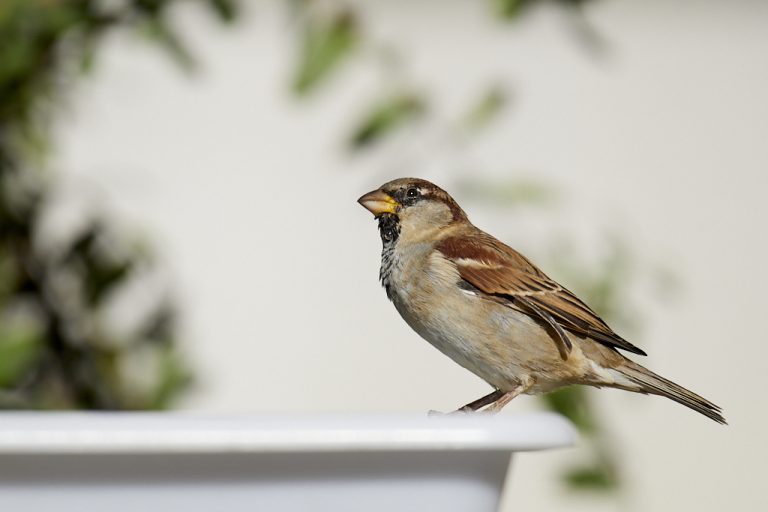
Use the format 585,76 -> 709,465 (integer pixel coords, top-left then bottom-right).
614,360 -> 726,424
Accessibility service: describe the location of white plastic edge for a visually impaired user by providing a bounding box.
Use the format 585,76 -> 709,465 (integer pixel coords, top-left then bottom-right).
0,412 -> 576,454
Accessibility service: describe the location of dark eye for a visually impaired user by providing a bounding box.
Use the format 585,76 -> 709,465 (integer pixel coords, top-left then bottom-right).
406,187 -> 419,198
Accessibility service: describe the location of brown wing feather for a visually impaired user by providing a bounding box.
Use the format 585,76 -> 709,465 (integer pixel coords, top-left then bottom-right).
437,231 -> 647,357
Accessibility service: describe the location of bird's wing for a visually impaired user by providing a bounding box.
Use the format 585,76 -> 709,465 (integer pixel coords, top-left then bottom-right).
437,232 -> 646,360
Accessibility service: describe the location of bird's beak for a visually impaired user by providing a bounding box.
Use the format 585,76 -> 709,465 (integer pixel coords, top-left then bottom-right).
357,189 -> 399,217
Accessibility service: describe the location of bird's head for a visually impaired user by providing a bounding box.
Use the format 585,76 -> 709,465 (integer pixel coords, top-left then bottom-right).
357,178 -> 467,243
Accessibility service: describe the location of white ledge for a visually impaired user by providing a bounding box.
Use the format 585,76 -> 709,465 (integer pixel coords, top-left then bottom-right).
0,411 -> 575,454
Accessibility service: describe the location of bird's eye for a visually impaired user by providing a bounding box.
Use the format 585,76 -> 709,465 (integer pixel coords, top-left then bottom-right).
406,187 -> 419,198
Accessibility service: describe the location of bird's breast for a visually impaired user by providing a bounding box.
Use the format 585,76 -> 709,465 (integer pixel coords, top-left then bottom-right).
384,249 -> 513,386
382,247 -> 590,391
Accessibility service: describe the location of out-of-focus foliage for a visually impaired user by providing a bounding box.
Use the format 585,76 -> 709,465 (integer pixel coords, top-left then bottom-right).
348,92 -> 425,150
494,0 -> 591,20
494,0 -> 529,20
493,0 -> 608,55
456,176 -> 555,208
292,6 -> 358,95
288,0 -> 601,151
0,0 -> 236,409
462,85 -> 509,132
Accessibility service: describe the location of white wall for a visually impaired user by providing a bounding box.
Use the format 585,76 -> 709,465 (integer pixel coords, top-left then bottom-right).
54,0 -> 767,510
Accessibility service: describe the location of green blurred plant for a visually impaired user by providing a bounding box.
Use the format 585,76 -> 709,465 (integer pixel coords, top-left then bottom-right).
292,6 -> 358,95
461,85 -> 509,132
0,0 -> 236,409
288,0 -> 603,148
348,92 -> 425,150
456,176 -> 555,208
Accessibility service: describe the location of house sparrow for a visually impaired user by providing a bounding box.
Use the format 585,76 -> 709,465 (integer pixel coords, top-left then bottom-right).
358,178 -> 725,424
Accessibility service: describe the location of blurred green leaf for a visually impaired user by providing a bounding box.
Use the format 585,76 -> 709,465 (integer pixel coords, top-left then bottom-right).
0,247 -> 20,304
493,0 -> 529,19
292,10 -> 358,95
140,303 -> 176,342
463,85 -> 508,131
79,45 -> 97,74
651,263 -> 683,301
142,18 -> 196,71
0,323 -> 42,388
493,0 -> 591,20
150,347 -> 192,410
207,0 -> 238,23
60,223 -> 137,306
564,464 -> 619,491
542,386 -> 597,434
61,223 -> 101,264
348,92 -> 425,149
84,259 -> 134,307
456,177 -> 555,207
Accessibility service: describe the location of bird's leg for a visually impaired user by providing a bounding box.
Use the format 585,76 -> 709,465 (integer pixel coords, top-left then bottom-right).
454,389 -> 505,413
427,389 -> 505,416
484,382 -> 531,414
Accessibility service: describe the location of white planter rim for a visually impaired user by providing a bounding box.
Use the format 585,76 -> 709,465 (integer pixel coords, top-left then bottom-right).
0,411 -> 575,454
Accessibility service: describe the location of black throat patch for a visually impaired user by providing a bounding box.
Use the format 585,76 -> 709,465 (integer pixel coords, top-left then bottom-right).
377,213 -> 400,300
377,213 -> 400,245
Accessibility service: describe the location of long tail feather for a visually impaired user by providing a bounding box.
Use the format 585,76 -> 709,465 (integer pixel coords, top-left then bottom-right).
616,360 -> 726,424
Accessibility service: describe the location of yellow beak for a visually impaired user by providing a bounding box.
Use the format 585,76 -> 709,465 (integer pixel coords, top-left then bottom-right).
357,189 -> 399,216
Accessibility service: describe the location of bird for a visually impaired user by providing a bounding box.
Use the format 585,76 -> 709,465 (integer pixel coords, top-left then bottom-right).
357,177 -> 725,424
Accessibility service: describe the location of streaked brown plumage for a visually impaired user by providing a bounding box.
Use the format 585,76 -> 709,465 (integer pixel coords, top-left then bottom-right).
358,177 -> 725,424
